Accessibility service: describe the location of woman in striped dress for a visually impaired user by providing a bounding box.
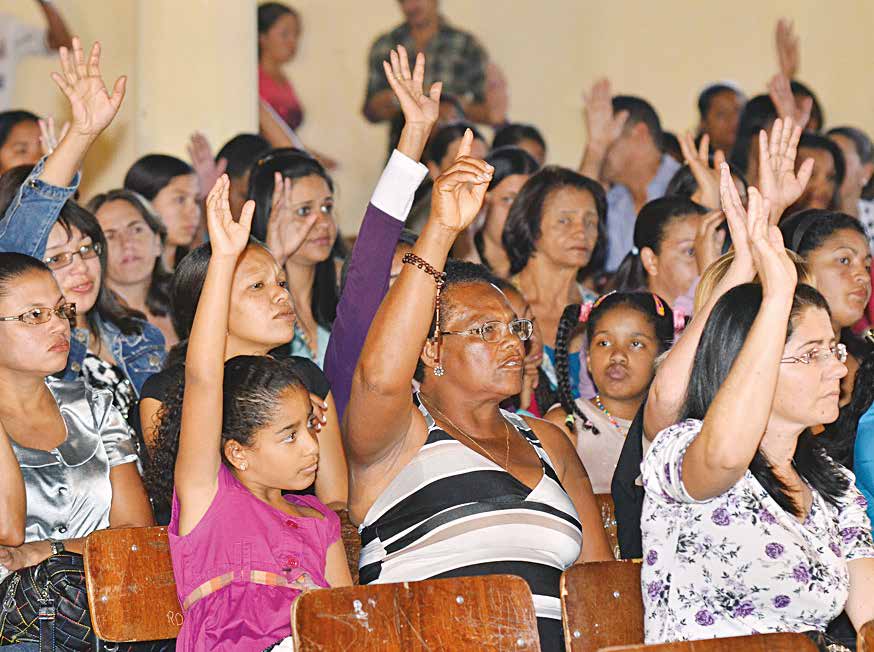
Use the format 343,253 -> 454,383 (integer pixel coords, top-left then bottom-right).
346,127 -> 613,651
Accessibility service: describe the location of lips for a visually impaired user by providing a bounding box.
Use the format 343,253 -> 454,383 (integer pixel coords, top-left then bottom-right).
848,288 -> 870,303
300,457 -> 319,475
499,355 -> 523,369
603,364 -> 629,381
120,255 -> 141,265
273,308 -> 296,322
68,281 -> 94,295
49,339 -> 70,353
307,237 -> 331,248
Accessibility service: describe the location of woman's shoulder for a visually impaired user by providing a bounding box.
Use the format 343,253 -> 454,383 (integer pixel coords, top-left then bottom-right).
140,364 -> 184,402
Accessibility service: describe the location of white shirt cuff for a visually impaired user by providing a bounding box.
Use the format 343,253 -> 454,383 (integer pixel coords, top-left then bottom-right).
370,149 -> 429,222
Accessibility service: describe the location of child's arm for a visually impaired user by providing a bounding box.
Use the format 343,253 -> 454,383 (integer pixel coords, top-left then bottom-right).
175,176 -> 255,536
323,539 -> 353,587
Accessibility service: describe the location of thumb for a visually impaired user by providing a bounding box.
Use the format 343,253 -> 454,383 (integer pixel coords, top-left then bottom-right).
216,158 -> 228,176
239,200 -> 256,234
110,76 -> 127,110
796,157 -> 815,190
455,128 -> 473,160
429,81 -> 442,104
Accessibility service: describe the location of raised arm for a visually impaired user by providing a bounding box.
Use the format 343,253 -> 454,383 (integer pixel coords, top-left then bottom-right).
175,176 -> 254,535
0,420 -> 25,546
768,73 -> 812,132
681,168 -> 797,500
325,45 -> 437,420
775,18 -> 800,80
345,131 -> 493,464
757,117 -> 813,225
578,78 -> 628,183
35,0 -> 73,50
677,132 -> 725,210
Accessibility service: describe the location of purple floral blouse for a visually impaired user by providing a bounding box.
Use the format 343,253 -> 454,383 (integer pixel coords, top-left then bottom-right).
641,419 -> 874,643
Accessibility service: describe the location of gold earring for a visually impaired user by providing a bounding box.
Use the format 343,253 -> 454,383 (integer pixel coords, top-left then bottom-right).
240,462 -> 248,471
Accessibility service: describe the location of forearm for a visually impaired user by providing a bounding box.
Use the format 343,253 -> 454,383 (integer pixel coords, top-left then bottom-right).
397,123 -> 432,164
185,259 -> 234,383
578,142 -> 607,183
363,90 -> 400,123
259,103 -> 296,149
40,131 -> 96,187
37,1 -> 72,49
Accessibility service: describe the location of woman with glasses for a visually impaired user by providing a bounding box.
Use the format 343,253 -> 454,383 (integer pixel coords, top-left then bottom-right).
88,189 -> 176,347
346,131 -> 613,652
0,38 -> 166,432
640,170 -> 874,644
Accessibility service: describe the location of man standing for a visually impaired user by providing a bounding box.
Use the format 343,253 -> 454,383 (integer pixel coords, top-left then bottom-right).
363,0 -> 507,129
0,0 -> 73,109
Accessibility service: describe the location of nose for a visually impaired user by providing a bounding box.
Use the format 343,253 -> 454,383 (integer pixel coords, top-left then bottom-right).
301,425 -> 320,455
272,284 -> 290,304
610,347 -> 629,364
185,200 -> 202,222
66,251 -> 89,275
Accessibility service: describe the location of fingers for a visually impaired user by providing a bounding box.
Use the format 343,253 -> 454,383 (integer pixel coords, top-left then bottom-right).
271,171 -> 284,208
50,71 -> 73,98
412,51 -> 425,88
799,96 -> 813,127
216,158 -> 228,177
759,129 -> 771,174
697,133 -> 710,163
719,162 -> 746,226
389,48 -> 400,79
239,199 -> 256,234
713,149 -> 726,169
86,41 -> 101,78
397,44 -> 412,80
428,81 -> 442,104
57,45 -> 76,86
72,36 -> 86,79
455,128 -> 474,159
796,157 -> 815,192
442,155 -> 492,178
109,76 -> 127,111
678,131 -> 697,164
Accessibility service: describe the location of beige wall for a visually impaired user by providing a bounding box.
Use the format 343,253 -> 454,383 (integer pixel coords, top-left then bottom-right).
4,0 -> 873,233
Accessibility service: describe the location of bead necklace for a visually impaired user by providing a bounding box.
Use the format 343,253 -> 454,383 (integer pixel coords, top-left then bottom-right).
592,394 -> 625,434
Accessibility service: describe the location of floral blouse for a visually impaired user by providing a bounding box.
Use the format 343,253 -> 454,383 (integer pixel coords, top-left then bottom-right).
641,419 -> 874,644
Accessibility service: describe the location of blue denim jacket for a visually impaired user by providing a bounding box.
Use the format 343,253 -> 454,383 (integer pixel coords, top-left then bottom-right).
0,157 -> 166,395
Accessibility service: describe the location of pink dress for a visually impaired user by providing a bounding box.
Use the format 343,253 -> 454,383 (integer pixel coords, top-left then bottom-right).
259,65 -> 304,130
169,464 -> 340,651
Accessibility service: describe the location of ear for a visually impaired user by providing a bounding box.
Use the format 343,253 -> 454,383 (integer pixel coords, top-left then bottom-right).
640,246 -> 659,277
631,121 -> 650,141
223,439 -> 248,472
153,234 -> 164,258
426,161 -> 441,180
861,161 -> 874,189
420,337 -> 439,374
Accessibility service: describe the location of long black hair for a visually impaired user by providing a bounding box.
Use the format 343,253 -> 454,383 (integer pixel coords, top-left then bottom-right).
822,348 -> 874,468
555,292 -> 674,431
502,166 -> 607,275
0,252 -> 52,297
247,148 -> 340,330
87,189 -> 173,318
611,196 -> 707,293
683,283 -> 848,516
492,123 -> 547,159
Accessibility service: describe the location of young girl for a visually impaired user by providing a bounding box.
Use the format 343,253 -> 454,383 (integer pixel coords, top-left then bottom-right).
169,176 -> 350,651
546,292 -> 675,493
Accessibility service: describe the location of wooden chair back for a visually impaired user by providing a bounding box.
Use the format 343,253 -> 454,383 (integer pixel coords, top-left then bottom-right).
292,574 -> 541,651
595,493 -> 620,559
561,560 -> 643,652
860,619 -> 874,652
84,526 -> 182,642
334,508 -> 361,584
599,632 -> 819,652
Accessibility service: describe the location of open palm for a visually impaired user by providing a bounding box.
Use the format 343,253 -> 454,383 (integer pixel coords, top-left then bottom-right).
206,175 -> 253,258
51,38 -> 125,138
758,118 -> 813,223
383,45 -> 440,126
431,130 -> 493,232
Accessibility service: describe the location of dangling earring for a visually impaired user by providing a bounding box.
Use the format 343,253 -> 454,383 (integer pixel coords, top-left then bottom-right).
240,462 -> 248,471
434,365 -> 444,377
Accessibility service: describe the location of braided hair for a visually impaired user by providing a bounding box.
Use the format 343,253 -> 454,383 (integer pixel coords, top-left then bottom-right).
555,292 -> 674,432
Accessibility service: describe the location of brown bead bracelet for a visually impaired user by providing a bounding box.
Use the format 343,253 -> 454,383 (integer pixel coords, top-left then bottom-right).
402,252 -> 447,376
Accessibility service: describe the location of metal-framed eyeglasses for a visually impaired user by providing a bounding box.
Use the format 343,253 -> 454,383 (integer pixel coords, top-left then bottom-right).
440,318 -> 534,343
780,343 -> 847,366
43,242 -> 103,271
0,303 -> 77,325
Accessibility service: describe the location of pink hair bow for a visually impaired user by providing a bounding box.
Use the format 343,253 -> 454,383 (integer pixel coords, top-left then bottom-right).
673,309 -> 687,333
578,301 -> 595,323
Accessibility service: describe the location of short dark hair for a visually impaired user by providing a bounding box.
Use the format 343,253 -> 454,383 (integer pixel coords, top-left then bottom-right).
425,122 -> 486,165
728,95 -> 777,175
697,84 -> 742,120
779,209 -> 866,257
492,123 -> 547,155
0,110 -> 39,151
216,134 -> 271,179
612,95 -> 663,149
683,282 -> 847,517
257,2 -> 297,35
827,126 -> 874,165
502,166 -> 607,276
790,80 -> 824,131
0,252 -> 52,298
123,154 -> 195,201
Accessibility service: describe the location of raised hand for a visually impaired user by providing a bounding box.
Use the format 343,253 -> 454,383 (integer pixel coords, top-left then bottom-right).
188,132 -> 227,200
776,18 -> 800,80
38,117 -> 69,156
265,172 -> 318,266
719,162 -> 753,270
383,45 -> 441,128
768,73 -> 812,131
747,186 -> 796,300
205,175 -> 254,259
430,129 -> 493,233
50,37 -> 126,139
678,132 -> 725,210
583,78 -> 628,150
694,210 -> 727,274
758,117 -> 814,224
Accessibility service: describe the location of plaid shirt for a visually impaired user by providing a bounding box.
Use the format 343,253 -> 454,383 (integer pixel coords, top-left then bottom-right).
364,17 -> 488,107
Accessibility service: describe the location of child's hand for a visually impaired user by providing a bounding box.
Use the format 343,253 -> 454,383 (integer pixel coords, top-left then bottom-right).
206,175 -> 254,259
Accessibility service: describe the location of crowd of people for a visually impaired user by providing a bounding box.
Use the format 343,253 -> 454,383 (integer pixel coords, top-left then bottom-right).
0,1 -> 873,651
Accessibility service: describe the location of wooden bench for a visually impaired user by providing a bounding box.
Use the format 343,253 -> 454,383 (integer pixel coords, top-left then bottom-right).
561,560 -> 643,652
84,526 -> 182,643
595,493 -> 620,559
860,619 -> 874,652
599,632 -> 819,652
292,574 -> 541,651
334,508 -> 361,584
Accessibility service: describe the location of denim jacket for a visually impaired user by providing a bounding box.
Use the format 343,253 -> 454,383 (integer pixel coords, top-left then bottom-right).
0,157 -> 166,396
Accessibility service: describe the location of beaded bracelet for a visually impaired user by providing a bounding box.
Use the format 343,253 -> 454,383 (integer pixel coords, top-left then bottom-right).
402,252 -> 447,376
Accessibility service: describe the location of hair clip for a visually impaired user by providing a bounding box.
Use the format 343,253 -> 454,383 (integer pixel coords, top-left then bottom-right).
578,301 -> 595,323
630,246 -> 640,256
652,294 -> 666,317
673,309 -> 687,333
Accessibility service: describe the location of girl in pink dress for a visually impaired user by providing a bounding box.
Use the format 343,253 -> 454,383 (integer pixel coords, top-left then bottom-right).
168,175 -> 351,651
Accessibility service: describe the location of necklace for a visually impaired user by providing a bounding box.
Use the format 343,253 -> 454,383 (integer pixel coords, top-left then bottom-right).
592,394 -> 625,434
420,396 -> 511,472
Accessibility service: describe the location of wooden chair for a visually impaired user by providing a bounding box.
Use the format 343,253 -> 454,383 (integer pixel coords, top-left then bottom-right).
561,560 -> 643,652
84,526 -> 182,642
333,508 -> 361,584
595,493 -> 620,559
599,632 -> 819,652
292,574 -> 541,651
860,619 -> 874,652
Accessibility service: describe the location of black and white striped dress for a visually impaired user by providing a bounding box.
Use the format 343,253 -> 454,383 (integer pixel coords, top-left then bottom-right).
359,394 -> 583,650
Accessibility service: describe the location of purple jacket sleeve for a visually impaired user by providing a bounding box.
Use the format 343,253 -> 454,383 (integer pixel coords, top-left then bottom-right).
323,203 -> 404,419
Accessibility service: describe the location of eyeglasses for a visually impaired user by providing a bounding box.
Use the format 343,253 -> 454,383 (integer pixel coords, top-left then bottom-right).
781,343 -> 847,366
0,303 -> 77,325
441,318 -> 534,343
43,242 -> 103,271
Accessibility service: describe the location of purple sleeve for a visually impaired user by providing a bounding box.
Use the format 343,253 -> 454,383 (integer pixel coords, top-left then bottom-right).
323,204 -> 404,419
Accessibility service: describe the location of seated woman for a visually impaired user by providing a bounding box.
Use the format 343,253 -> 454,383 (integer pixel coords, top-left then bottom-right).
89,189 -> 176,347
545,292 -> 674,494
124,154 -> 201,271
502,166 -> 606,402
471,146 -> 540,277
0,110 -> 41,174
641,170 -> 874,643
0,252 -> 153,641
346,131 -> 613,652
168,176 -> 350,651
0,39 -> 165,434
